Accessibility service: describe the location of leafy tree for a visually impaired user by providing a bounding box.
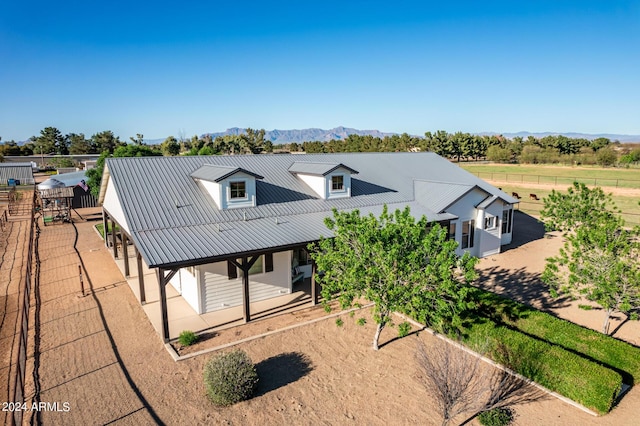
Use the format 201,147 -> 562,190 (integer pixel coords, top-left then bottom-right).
541,182 -> 640,334
129,133 -> 144,146
486,146 -> 511,163
32,126 -> 67,155
161,136 -> 181,156
92,130 -> 124,154
67,133 -> 92,154
0,140 -> 22,156
310,206 -> 477,350
596,146 -> 617,167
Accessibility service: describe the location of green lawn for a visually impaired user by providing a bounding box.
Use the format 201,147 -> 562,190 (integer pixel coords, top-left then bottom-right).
460,163 -> 640,188
95,222 -> 119,239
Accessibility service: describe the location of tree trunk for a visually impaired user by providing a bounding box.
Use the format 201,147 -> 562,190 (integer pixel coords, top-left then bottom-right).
372,322 -> 384,350
603,308 -> 613,334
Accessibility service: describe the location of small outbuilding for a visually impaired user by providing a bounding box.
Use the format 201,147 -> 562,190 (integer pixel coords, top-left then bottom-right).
0,162 -> 35,186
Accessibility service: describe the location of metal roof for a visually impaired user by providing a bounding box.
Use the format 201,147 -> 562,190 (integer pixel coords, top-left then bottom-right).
413,180 -> 477,213
190,164 -> 264,182
38,171 -> 88,190
0,163 -> 35,185
104,153 -> 514,268
288,161 -> 359,176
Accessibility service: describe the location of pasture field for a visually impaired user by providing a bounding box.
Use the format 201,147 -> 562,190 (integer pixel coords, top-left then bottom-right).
460,163 -> 640,188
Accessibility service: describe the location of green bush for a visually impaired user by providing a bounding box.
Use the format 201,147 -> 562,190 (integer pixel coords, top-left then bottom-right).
178,330 -> 198,347
478,407 -> 514,426
204,350 -> 259,406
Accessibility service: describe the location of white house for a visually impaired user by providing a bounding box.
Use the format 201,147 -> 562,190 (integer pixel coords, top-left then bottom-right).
98,152 -> 518,341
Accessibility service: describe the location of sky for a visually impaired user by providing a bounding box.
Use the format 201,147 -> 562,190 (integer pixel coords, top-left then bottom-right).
1,1 -> 639,142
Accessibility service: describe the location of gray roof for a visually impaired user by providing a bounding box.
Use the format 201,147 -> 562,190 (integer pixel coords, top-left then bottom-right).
104,153 -> 515,268
191,164 -> 264,182
38,171 -> 88,190
288,161 -> 359,176
414,180 -> 477,213
0,163 -> 35,185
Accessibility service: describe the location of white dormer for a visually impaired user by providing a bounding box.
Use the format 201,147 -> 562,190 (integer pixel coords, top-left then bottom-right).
191,165 -> 264,209
288,162 -> 358,200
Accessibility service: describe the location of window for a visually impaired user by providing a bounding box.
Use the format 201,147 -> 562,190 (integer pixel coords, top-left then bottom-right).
462,220 -> 475,249
331,175 -> 344,191
292,248 -> 309,266
230,181 -> 246,199
448,222 -> 456,240
502,209 -> 513,234
484,216 -> 496,230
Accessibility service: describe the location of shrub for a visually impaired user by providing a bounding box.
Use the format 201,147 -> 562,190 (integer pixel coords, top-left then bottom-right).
203,350 -> 259,406
335,318 -> 344,327
398,321 -> 411,337
178,330 -> 198,347
478,407 -> 514,426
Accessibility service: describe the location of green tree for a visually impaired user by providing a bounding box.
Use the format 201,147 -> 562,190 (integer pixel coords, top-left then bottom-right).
33,126 -> 66,155
161,136 -> 181,156
129,133 -> 144,146
67,133 -> 92,154
541,182 -> 640,334
92,130 -> 123,154
596,146 -> 617,167
310,206 -> 478,350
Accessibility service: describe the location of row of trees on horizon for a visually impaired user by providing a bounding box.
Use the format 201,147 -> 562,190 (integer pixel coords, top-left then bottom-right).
2,126 -> 640,167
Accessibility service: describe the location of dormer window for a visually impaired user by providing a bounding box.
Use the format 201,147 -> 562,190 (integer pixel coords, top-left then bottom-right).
289,162 -> 358,200
331,175 -> 344,191
230,181 -> 247,199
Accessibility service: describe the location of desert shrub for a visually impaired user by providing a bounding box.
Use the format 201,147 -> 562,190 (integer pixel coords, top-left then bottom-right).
478,407 -> 514,426
178,330 -> 198,347
203,350 -> 259,406
398,321 -> 411,337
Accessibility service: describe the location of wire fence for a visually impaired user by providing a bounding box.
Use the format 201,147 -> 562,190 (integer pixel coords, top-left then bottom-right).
517,200 -> 640,226
8,191 -> 38,426
472,172 -> 640,189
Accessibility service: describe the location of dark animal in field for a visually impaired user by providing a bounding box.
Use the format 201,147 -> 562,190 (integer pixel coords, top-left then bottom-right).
529,193 -> 540,201
511,192 -> 521,199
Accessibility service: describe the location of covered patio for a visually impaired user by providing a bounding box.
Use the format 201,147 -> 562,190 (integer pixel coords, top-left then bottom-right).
102,210 -> 320,341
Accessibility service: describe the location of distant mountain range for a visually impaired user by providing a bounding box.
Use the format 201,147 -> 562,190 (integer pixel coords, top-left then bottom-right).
201,126 -> 398,144
194,127 -> 640,144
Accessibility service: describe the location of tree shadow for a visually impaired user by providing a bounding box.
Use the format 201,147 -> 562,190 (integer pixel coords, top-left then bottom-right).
475,266 -> 572,313
255,352 -> 313,396
501,211 -> 547,252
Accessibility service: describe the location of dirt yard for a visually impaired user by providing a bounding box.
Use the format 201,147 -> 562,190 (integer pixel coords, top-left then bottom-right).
14,210 -> 640,425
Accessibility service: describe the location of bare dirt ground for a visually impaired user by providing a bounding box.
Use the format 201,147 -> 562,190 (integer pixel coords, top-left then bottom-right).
484,178 -> 640,197
5,210 -> 638,425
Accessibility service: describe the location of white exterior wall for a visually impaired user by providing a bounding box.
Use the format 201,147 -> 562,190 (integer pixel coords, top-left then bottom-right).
197,171 -> 257,209
501,206 -> 514,245
103,179 -> 131,234
199,179 -> 222,209
478,200 -> 504,257
201,251 -> 291,312
169,268 -> 202,314
297,173 -> 327,199
326,170 -> 351,200
445,188 -> 488,258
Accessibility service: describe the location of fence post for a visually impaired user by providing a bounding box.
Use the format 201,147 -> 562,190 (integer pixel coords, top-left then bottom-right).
79,264 -> 85,296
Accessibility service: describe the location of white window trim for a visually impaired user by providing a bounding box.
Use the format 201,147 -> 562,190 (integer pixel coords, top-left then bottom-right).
229,180 -> 248,201
330,174 -> 346,193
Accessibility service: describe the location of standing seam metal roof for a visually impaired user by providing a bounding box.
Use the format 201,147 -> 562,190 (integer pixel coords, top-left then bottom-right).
105,152 -> 513,268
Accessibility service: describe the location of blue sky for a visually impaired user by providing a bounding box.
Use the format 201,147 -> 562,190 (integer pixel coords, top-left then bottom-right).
1,1 -> 639,141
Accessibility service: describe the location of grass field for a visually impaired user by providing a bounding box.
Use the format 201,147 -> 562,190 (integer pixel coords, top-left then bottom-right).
460,163 -> 640,188
457,163 -> 640,225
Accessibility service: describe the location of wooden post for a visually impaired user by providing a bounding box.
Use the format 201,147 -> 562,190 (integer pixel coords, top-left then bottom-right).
102,210 -> 109,247
122,233 -> 130,277
111,218 -> 118,259
157,268 -> 170,343
136,248 -> 146,304
78,265 -> 85,296
311,258 -> 318,305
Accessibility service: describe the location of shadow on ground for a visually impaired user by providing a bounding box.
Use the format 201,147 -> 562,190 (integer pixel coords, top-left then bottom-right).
501,211 -> 548,252
476,266 -> 572,312
255,352 -> 313,396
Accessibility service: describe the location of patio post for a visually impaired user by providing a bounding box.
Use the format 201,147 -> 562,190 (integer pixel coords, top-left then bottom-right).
122,232 -> 130,277
311,258 -> 318,305
111,217 -> 118,259
136,248 -> 146,303
102,210 -> 109,247
156,268 -> 178,343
